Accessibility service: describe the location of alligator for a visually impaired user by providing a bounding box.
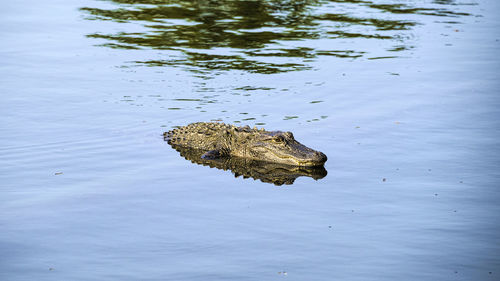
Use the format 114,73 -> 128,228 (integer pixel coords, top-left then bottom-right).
170,144 -> 327,185
163,122 -> 327,167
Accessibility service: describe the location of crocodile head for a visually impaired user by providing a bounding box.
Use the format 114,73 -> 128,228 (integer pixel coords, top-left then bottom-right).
246,131 -> 327,167
170,144 -> 327,186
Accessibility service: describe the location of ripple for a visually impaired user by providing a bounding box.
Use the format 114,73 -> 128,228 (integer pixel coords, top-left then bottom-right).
80,0 -> 473,74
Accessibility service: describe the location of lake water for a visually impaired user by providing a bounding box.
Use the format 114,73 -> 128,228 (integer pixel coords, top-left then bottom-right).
1,0 -> 499,280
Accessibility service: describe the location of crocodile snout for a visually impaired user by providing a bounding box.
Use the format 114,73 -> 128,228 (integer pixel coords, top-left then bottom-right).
313,151 -> 327,164
296,150 -> 327,166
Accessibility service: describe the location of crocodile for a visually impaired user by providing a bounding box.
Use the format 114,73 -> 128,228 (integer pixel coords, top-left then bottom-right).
170,144 -> 327,185
163,122 -> 327,167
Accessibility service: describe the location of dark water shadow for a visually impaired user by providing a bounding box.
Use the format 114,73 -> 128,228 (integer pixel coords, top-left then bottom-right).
80,0 -> 471,74
169,144 -> 327,186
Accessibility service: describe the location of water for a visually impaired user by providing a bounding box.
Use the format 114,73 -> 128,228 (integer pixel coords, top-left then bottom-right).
1,0 -> 499,280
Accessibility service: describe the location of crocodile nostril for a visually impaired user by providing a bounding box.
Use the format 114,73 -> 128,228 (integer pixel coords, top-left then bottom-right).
314,151 -> 327,163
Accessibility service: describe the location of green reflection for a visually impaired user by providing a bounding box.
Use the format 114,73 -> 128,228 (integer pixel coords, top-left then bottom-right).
132,52 -> 311,74
81,0 -> 470,74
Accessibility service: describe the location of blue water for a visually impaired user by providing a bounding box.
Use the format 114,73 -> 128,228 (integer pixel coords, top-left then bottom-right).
1,0 -> 499,280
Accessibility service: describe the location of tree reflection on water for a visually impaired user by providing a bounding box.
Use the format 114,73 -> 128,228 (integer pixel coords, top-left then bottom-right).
81,0 -> 470,74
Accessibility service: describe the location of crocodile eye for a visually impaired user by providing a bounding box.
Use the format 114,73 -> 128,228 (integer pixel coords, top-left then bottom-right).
273,136 -> 285,143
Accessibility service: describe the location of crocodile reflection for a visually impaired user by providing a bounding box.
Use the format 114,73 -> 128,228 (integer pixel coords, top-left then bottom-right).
170,144 -> 327,186
80,0 -> 471,74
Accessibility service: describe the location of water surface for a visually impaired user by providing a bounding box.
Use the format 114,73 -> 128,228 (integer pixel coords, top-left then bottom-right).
1,0 -> 499,280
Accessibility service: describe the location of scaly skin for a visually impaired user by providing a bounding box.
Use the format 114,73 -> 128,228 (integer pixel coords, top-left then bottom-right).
164,122 -> 327,167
